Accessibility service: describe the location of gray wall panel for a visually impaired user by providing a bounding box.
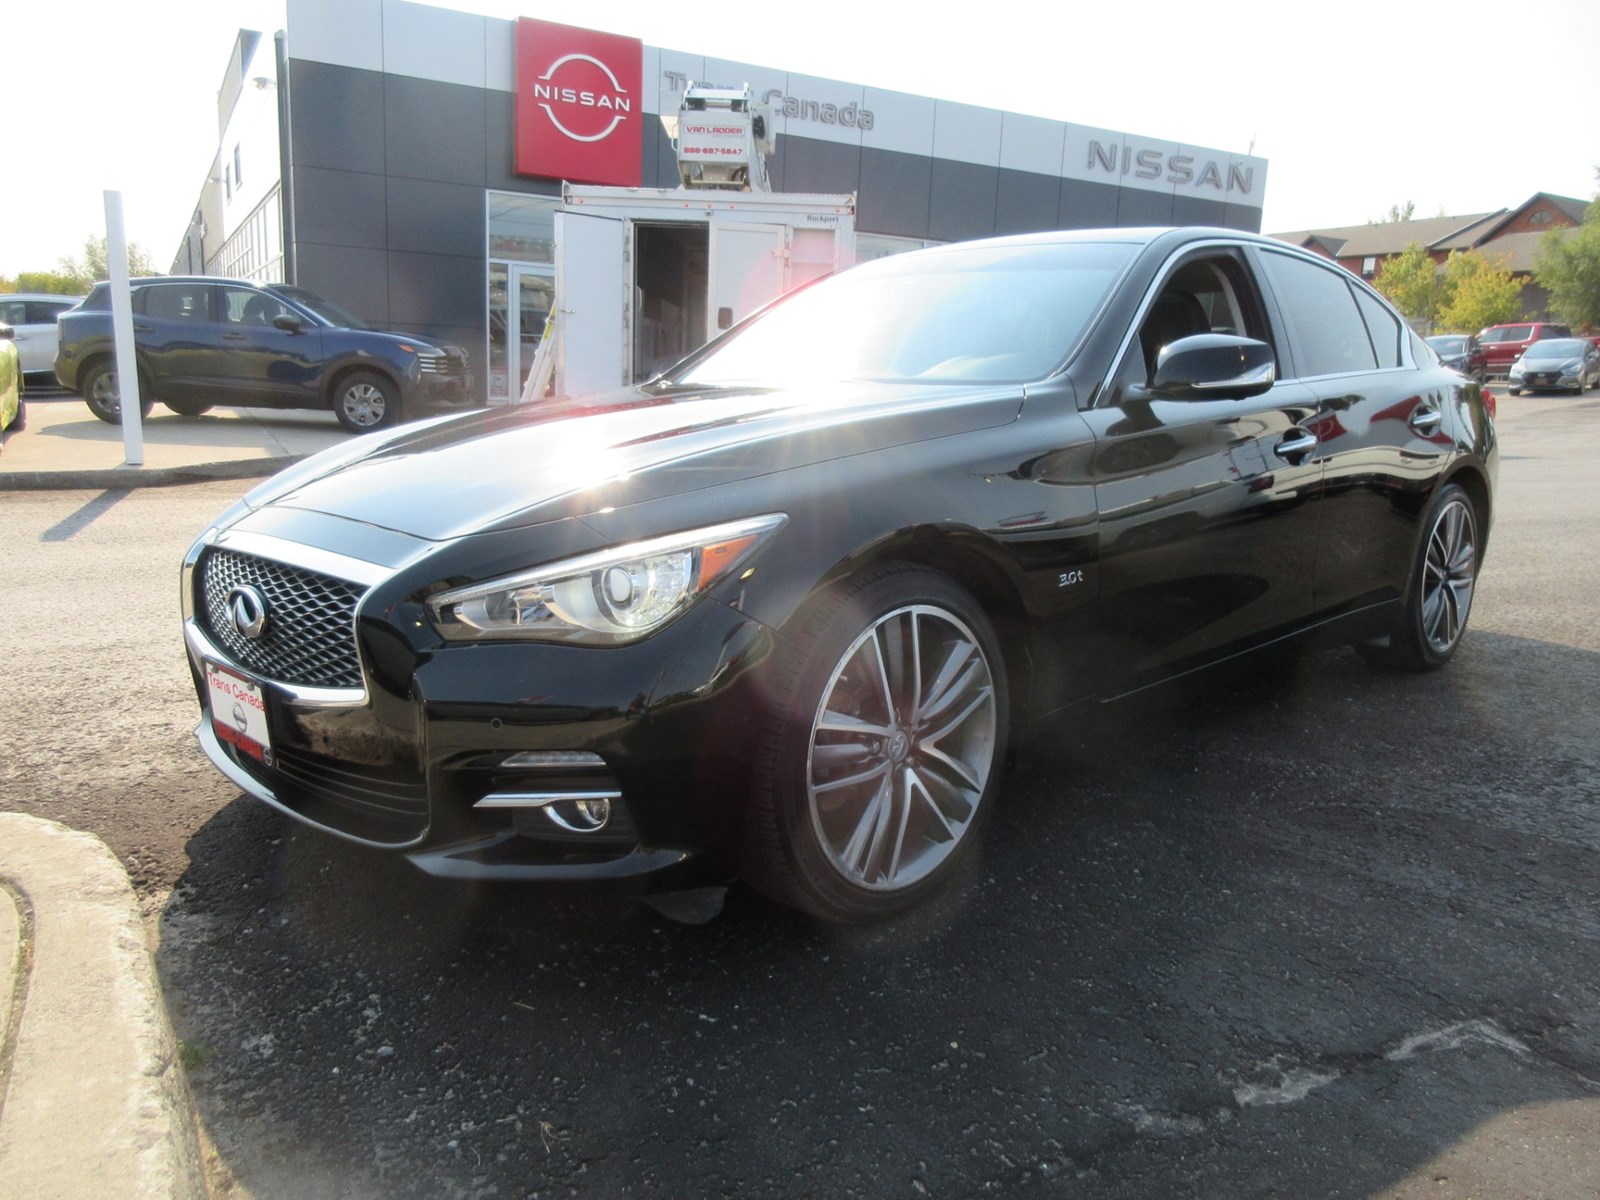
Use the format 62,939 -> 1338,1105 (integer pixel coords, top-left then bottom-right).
294,166 -> 386,249
1115,187 -> 1174,226
1222,202 -> 1262,233
1172,196 -> 1230,228
928,160 -> 997,243
773,138 -> 861,198
1058,179 -> 1121,229
858,148 -> 931,239
383,74 -> 487,185
484,91 -> 523,192
387,177 -> 484,257
295,243 -> 391,325
289,60 -> 386,174
995,169 -> 1061,236
388,251 -> 481,328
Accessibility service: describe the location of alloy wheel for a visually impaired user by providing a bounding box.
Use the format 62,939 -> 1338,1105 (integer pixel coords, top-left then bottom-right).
806,604 -> 998,892
1421,497 -> 1477,655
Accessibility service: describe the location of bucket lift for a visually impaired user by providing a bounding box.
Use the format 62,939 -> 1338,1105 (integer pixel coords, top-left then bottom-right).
659,82 -> 776,192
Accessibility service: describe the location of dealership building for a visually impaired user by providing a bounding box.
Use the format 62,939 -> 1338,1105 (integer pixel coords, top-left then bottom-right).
174,0 -> 1269,404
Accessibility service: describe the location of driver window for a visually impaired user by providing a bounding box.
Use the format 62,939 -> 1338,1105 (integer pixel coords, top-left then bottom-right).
222,287 -> 295,327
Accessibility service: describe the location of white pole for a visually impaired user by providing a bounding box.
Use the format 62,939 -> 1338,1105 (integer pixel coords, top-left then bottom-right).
103,190 -> 143,466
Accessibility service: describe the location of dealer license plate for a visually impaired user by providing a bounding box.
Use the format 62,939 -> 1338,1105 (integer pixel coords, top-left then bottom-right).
206,662 -> 272,764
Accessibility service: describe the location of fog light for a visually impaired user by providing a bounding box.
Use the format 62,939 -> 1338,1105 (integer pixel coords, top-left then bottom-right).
544,798 -> 611,833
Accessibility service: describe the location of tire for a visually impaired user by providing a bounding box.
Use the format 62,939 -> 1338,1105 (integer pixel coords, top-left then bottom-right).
3,396 -> 22,433
163,399 -> 214,417
81,360 -> 154,424
1507,387 -> 1521,397
745,564 -> 1008,922
333,370 -> 400,432
1359,483 -> 1480,672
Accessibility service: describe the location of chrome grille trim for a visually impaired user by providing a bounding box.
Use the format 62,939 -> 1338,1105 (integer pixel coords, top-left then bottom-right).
197,548 -> 366,689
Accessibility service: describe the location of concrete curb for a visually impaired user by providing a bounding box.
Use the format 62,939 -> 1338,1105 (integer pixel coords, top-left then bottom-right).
0,814 -> 204,1200
0,455 -> 301,491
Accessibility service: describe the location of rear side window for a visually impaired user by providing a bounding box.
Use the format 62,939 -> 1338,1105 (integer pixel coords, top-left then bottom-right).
1352,287 -> 1403,368
136,283 -> 213,322
25,300 -> 75,324
1258,250 -> 1378,378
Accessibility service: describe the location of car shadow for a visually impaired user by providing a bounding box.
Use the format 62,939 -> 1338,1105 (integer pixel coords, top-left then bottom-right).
155,633 -> 1600,1198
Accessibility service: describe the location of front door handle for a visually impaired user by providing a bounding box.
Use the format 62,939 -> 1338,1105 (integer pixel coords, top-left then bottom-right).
1409,407 -> 1443,434
1274,429 -> 1318,460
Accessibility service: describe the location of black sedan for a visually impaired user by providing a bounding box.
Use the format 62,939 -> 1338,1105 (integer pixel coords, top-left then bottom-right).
181,227 -> 1497,923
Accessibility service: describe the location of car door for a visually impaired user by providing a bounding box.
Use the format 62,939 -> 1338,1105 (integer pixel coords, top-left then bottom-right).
1081,246 -> 1325,689
216,285 -> 324,406
133,281 -> 220,403
1252,247 -> 1450,616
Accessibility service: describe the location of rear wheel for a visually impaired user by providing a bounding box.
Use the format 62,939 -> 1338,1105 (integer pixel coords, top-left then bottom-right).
333,370 -> 399,432
1360,483 -> 1480,671
81,361 -> 154,424
745,564 -> 1008,922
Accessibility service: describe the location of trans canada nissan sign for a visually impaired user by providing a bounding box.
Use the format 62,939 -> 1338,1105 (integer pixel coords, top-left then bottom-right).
515,18 -> 642,186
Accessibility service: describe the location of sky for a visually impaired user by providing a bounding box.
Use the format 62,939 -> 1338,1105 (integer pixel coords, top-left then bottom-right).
3,0 -> 1597,281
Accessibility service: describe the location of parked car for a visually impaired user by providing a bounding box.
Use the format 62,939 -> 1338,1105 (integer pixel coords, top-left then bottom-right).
1476,321 -> 1572,376
0,293 -> 83,386
0,322 -> 22,433
55,278 -> 475,431
1425,333 -> 1487,382
181,227 -> 1497,923
1507,336 -> 1600,394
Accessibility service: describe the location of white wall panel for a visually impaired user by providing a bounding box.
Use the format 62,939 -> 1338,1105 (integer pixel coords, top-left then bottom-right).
999,113 -> 1066,176
932,101 -> 1002,168
382,0 -> 485,88
286,0 -> 383,71
485,16 -> 516,93
860,89 -> 935,158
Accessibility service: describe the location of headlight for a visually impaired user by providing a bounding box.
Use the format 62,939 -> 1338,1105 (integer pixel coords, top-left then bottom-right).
428,514 -> 787,643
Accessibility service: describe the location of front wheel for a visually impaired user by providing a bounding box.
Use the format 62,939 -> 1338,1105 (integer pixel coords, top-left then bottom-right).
745,564 -> 1008,922
333,370 -> 400,432
81,361 -> 154,424
1360,483 -> 1480,671
164,398 -> 214,417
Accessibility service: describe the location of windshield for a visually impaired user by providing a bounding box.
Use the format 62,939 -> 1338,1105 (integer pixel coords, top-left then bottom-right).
668,241 -> 1137,388
272,285 -> 372,330
1427,336 -> 1467,354
1527,338 -> 1585,357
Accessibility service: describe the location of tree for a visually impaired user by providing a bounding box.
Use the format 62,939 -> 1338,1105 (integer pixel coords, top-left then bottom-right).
4,270 -> 87,296
1435,250 -> 1522,332
53,235 -> 160,291
1373,242 -> 1442,323
1534,189 -> 1600,328
1370,200 -> 1416,225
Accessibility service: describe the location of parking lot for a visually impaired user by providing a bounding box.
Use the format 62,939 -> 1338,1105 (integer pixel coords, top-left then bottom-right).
2,391 -> 1598,1198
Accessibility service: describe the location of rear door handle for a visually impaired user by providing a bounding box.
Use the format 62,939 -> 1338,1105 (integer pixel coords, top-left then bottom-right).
221,332 -> 247,342
1274,429 -> 1318,460
1409,407 -> 1443,434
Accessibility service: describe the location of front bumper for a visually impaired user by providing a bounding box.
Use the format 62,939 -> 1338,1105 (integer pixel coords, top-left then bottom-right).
406,369 -> 477,414
184,586 -> 776,890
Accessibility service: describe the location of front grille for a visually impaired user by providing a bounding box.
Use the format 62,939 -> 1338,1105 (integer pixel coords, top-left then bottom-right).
417,352 -> 468,376
199,549 -> 366,688
227,741 -> 428,843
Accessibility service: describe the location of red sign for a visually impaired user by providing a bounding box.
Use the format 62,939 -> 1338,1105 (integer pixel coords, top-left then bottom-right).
515,18 -> 642,186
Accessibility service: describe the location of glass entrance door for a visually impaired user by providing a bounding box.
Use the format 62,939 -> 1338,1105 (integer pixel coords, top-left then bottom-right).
509,266 -> 554,401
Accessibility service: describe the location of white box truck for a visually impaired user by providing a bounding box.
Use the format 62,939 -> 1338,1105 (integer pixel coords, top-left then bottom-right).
549,183 -> 856,398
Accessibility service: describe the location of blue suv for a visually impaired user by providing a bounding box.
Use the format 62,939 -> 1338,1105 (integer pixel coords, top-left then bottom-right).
55,277 -> 474,431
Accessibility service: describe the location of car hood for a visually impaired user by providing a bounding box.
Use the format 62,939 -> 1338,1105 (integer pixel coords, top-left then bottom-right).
244,381 -> 1025,541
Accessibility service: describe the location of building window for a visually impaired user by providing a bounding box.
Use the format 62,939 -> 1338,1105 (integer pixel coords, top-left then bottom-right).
1361,256 -> 1376,277
857,233 -> 944,263
486,191 -> 559,404
234,145 -> 242,188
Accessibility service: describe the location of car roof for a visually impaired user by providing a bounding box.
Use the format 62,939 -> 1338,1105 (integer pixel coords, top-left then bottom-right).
0,292 -> 86,301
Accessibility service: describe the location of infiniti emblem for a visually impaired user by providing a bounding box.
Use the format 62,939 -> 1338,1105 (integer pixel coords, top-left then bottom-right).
227,584 -> 269,640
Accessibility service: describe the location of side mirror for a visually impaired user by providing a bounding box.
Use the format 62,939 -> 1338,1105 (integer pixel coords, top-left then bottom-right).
1150,333 -> 1275,400
272,314 -> 304,333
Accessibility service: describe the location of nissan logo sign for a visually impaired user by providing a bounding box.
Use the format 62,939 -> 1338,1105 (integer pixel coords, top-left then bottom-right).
227,584 -> 269,640
533,53 -> 631,143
